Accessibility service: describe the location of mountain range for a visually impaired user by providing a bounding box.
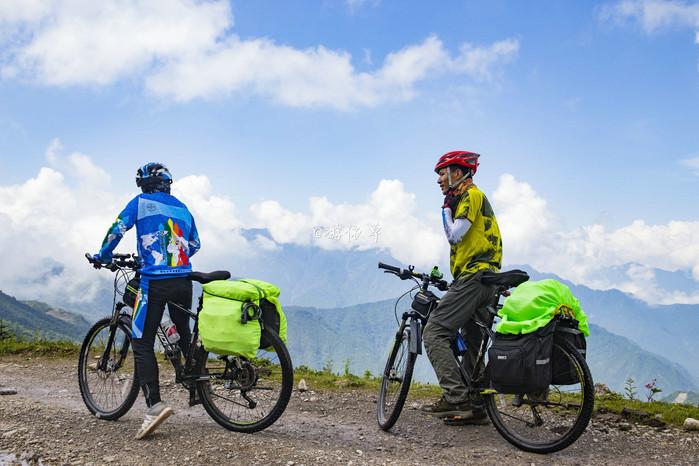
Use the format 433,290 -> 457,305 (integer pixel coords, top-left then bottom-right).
3,228 -> 698,394
283,300 -> 697,394
0,290 -> 90,341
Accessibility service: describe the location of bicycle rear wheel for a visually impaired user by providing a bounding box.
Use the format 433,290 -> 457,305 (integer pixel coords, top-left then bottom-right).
198,329 -> 293,433
484,339 -> 594,453
78,317 -> 139,420
377,328 -> 416,430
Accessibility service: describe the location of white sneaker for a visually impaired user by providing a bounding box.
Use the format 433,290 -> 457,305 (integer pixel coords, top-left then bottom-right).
135,402 -> 173,440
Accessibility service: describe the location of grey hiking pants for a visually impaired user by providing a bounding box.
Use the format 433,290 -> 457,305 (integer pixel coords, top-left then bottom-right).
423,269 -> 496,404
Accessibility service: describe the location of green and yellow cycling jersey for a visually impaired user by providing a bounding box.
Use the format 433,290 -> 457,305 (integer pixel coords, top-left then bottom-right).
450,184 -> 503,279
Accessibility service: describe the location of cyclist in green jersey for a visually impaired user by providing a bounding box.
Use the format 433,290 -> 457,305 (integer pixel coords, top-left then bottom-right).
421,151 -> 503,423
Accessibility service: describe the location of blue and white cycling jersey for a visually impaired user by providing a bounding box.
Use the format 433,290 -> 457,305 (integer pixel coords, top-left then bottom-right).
97,192 -> 200,278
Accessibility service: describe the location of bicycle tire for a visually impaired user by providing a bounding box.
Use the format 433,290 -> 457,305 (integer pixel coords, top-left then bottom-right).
198,329 -> 293,433
484,338 -> 594,454
78,317 -> 140,420
377,329 -> 416,430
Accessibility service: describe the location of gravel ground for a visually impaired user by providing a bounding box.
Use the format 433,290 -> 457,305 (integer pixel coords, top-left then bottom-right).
1,355 -> 698,465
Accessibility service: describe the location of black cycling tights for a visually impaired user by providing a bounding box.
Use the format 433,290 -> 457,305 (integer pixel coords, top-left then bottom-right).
131,277 -> 192,408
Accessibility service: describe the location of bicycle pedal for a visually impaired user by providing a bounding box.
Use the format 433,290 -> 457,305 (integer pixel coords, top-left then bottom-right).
443,414 -> 489,426
188,390 -> 202,407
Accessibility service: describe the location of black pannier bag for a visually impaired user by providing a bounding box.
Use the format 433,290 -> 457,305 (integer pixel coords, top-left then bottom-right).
259,298 -> 281,348
122,275 -> 141,308
551,317 -> 587,385
488,321 -> 554,394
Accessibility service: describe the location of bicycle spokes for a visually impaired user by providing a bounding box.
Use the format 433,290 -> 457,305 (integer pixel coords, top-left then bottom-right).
78,318 -> 139,420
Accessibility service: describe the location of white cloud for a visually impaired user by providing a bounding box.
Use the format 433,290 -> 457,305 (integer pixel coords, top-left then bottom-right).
602,263 -> 699,304
600,1 -> 699,70
0,0 -> 52,24
0,139 -> 249,306
493,174 -> 552,257
251,179 -> 447,268
4,142 -> 699,306
146,35 -> 518,108
492,175 -> 699,304
171,175 -> 249,262
0,1 -> 519,109
600,0 -> 699,33
453,39 -> 520,82
346,0 -> 380,14
0,164 -> 123,305
2,0 -> 231,86
680,155 -> 699,174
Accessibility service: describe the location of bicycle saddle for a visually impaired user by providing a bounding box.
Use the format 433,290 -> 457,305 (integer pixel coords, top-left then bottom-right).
480,269 -> 529,288
189,270 -> 231,284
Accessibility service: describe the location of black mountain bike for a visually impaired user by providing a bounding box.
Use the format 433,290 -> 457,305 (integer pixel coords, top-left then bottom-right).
78,253 -> 293,433
376,262 -> 594,454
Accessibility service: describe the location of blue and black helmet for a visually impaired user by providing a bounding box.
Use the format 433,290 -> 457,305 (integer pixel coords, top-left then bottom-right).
136,162 -> 173,193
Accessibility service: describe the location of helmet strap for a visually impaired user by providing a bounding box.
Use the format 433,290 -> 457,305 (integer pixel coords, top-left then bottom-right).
447,167 -> 472,190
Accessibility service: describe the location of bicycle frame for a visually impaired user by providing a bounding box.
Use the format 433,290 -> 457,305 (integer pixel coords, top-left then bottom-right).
96,261 -> 210,388
395,282 -> 505,395
156,296 -> 206,385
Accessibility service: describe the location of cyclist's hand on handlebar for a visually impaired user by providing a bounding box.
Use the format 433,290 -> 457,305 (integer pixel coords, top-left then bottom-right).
85,252 -> 102,268
436,279 -> 450,292
85,252 -> 114,270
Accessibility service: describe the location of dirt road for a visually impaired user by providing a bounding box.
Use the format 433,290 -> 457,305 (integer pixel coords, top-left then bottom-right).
1,355 -> 698,465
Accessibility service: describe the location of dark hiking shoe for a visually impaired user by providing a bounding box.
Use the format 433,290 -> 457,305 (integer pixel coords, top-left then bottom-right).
443,409 -> 490,426
420,396 -> 472,418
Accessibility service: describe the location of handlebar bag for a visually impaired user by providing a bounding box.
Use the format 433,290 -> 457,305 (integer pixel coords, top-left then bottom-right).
199,279 -> 287,358
488,321 -> 554,394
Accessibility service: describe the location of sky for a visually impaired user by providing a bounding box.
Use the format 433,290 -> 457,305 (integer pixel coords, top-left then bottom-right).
0,0 -> 698,306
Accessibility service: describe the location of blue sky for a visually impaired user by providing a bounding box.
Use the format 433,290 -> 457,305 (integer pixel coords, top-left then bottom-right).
1,0 -> 698,305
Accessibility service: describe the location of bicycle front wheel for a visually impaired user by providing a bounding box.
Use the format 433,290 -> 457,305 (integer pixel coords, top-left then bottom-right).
377,328 -> 416,430
198,329 -> 293,433
78,317 -> 139,420
484,339 -> 594,454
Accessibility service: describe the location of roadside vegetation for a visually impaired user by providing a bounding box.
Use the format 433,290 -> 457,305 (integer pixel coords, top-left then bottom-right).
2,324 -> 697,428
595,389 -> 699,427
294,360 -> 699,427
0,320 -> 79,356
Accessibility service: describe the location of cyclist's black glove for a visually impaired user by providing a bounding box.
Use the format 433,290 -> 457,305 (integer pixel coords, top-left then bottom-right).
442,192 -> 459,211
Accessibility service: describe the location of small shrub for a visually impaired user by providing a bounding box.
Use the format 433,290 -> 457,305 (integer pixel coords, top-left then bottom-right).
322,359 -> 334,375
624,377 -> 637,401
645,378 -> 662,402
0,320 -> 13,341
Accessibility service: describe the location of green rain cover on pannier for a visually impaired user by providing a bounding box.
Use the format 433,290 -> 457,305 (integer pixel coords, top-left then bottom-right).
199,279 -> 287,358
496,279 -> 590,336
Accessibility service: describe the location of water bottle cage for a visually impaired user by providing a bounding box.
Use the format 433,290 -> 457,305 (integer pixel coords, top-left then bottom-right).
241,302 -> 262,324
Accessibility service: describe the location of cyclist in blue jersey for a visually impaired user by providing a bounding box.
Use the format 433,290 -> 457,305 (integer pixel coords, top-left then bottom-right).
92,162 -> 200,439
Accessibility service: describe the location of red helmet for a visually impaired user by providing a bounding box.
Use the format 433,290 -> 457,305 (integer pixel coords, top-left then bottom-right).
434,151 -> 480,175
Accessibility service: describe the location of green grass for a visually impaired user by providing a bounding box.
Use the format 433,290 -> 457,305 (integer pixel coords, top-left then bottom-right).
595,391 -> 699,427
0,336 -> 80,356
294,365 -> 698,427
2,333 -> 697,428
294,364 -> 442,398
294,364 -> 382,391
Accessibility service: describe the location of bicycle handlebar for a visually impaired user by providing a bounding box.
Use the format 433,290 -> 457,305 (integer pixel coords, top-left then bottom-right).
377,262 -> 401,274
85,252 -> 140,272
378,262 -> 450,291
